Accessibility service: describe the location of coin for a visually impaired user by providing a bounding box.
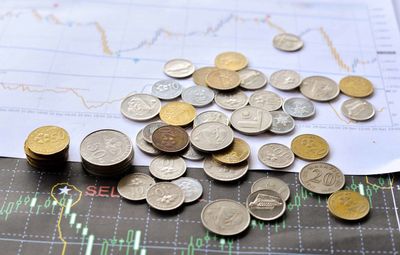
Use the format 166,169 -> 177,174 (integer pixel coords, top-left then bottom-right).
163,59 -> 195,78
339,76 -> 374,98
135,130 -> 160,156
291,134 -> 329,161
152,125 -> 189,153
172,177 -> 203,203
230,106 -> 272,135
205,69 -> 241,90
212,138 -> 250,165
273,33 -> 304,52
300,76 -> 340,101
142,121 -> 167,143
269,70 -> 302,90
238,69 -> 267,90
117,173 -> 155,201
328,190 -> 370,220
26,126 -> 69,156
341,98 -> 375,121
203,157 -> 248,181
193,66 -> 218,86
299,162 -> 345,195
215,51 -> 248,71
121,94 -> 161,121
269,111 -> 295,134
215,90 -> 248,111
246,189 -> 286,221
149,155 -> 186,180
159,101 -> 196,126
258,143 -> 295,169
201,199 -> 250,236
251,177 -> 290,201
151,80 -> 183,100
248,90 -> 282,111
190,122 -> 234,152
283,97 -> 315,119
193,110 -> 230,127
146,182 -> 185,211
181,86 -> 214,107
182,143 -> 205,161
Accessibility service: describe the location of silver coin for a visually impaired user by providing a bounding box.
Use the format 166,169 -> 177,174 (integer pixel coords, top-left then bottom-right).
283,97 -> 315,119
146,182 -> 185,211
193,110 -> 230,127
273,33 -> 304,52
300,76 -> 339,101
251,177 -> 290,201
341,98 -> 375,121
182,143 -> 205,161
269,70 -> 302,90
149,155 -> 186,180
203,157 -> 248,181
215,90 -> 248,111
163,59 -> 195,78
142,121 -> 167,143
181,86 -> 215,107
135,130 -> 161,156
238,69 -> 267,90
117,173 -> 155,201
246,189 -> 286,221
190,122 -> 234,152
269,111 -> 295,134
258,143 -> 295,169
121,94 -> 161,121
248,90 -> 282,111
172,177 -> 203,203
151,80 -> 183,100
299,162 -> 345,195
201,199 -> 250,236
230,106 -> 272,135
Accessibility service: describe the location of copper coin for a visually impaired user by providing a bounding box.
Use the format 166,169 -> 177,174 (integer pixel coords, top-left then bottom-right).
151,125 -> 189,153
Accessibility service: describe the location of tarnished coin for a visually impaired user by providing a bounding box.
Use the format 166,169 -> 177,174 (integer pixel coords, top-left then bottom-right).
215,90 -> 248,111
193,110 -> 230,127
269,111 -> 295,134
215,51 -> 248,71
142,121 -> 167,143
258,143 -> 295,169
149,155 -> 186,180
206,69 -> 241,90
201,199 -> 250,236
328,190 -> 370,220
172,177 -> 203,203
26,126 -> 69,156
273,33 -> 304,52
146,182 -> 185,211
246,189 -> 286,221
299,162 -> 345,195
300,76 -> 339,101
163,59 -> 195,78
212,138 -> 250,165
190,122 -> 234,152
230,106 -> 272,135
203,157 -> 248,181
291,134 -> 329,161
136,130 -> 160,156
283,97 -> 315,119
249,90 -> 282,111
193,66 -> 218,86
121,94 -> 161,121
181,86 -> 214,107
251,177 -> 290,201
151,80 -> 183,100
238,69 -> 267,90
152,126 -> 189,153
341,98 -> 375,121
159,101 -> 196,126
339,76 -> 374,98
269,70 -> 302,90
182,143 -> 205,161
117,173 -> 155,201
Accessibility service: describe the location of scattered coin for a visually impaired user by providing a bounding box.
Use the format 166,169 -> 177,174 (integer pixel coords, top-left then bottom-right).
258,143 -> 295,169
182,143 -> 205,161
149,155 -> 186,180
273,33 -> 304,52
251,177 -> 290,201
136,129 -> 161,156
172,177 -> 203,203
181,86 -> 215,107
142,121 -> 167,143
117,173 -> 155,201
291,134 -> 329,161
230,106 -> 272,135
193,110 -> 230,127
206,69 -> 241,90
121,94 -> 161,121
246,189 -> 286,221
339,76 -> 374,98
152,126 -> 189,153
328,190 -> 370,220
203,157 -> 248,181
300,76 -> 340,101
215,90 -> 249,110
248,90 -> 282,111
269,111 -> 295,134
146,182 -> 185,211
193,66 -> 218,86
159,101 -> 196,126
151,80 -> 183,100
283,97 -> 315,119
212,138 -> 250,165
341,98 -> 375,121
190,122 -> 234,152
238,69 -> 267,90
164,58 -> 195,78
215,51 -> 248,71
270,70 -> 302,90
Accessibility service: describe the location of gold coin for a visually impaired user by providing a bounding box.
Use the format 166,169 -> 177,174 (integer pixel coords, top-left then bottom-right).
328,190 -> 370,220
212,138 -> 250,164
159,102 -> 196,126
339,76 -> 374,98
205,69 -> 241,90
291,134 -> 329,161
215,52 -> 248,71
26,126 -> 70,156
192,67 -> 218,86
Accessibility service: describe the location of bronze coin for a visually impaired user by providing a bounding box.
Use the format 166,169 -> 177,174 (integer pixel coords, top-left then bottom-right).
151,125 -> 189,153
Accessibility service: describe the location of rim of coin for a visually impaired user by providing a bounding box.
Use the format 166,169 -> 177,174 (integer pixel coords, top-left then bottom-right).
193,110 -> 230,127
190,122 -> 234,152
214,51 -> 248,71
136,129 -> 161,156
215,90 -> 249,111
159,101 -> 196,126
273,33 -> 304,52
205,69 -> 241,90
269,69 -> 302,90
341,98 -> 375,121
246,189 -> 286,221
171,177 -> 203,203
203,157 -> 249,181
142,121 -> 167,143
26,126 -> 70,156
300,76 -> 340,102
117,173 -> 155,201
230,106 -> 272,135
120,93 -> 161,121
151,80 -> 183,100
181,144 -> 205,161
291,134 -> 329,161
269,110 -> 296,134
212,138 -> 250,165
181,85 -> 215,107
251,177 -> 291,201
163,58 -> 195,78
146,182 -> 185,211
339,76 -> 374,98
149,155 -> 186,180
258,143 -> 295,169
282,97 -> 316,119
328,190 -> 370,220
152,125 -> 189,153
192,66 -> 218,86
238,68 -> 267,90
